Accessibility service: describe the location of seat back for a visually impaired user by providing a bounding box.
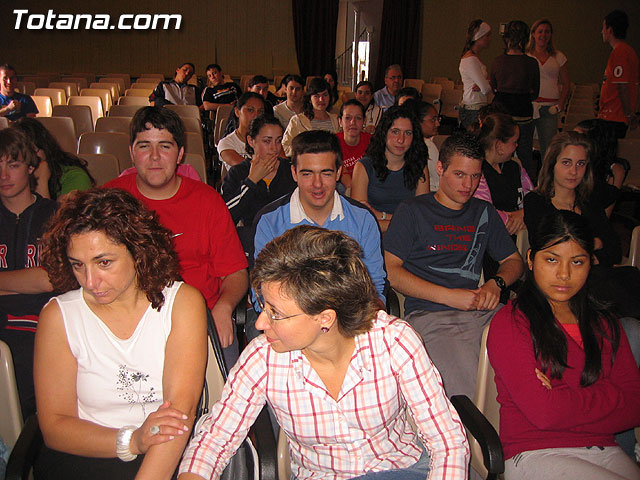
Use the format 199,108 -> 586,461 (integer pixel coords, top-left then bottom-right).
33,88 -> 66,107
184,131 -> 206,159
61,76 -> 88,90
37,117 -> 78,153
0,117 -> 9,130
31,95 -> 53,117
468,324 -> 500,479
421,83 -> 443,104
80,88 -> 113,114
137,74 -> 164,83
125,88 -> 153,97
106,73 -> 131,90
108,104 -> 144,118
91,82 -> 119,102
95,116 -> 131,134
53,104 -> 94,138
626,225 -> 640,268
440,88 -> 463,118
183,153 -> 207,183
79,153 -> 121,184
515,228 -> 530,263
0,340 -> 24,449
118,96 -> 150,106
100,77 -> 126,97
131,82 -> 158,90
214,104 -> 234,146
165,104 -> 200,119
68,95 -> 104,126
21,75 -> 49,89
619,139 -> 640,188
403,78 -> 425,91
15,81 -> 36,96
277,429 -> 291,480
49,81 -> 79,98
78,132 -> 132,171
181,116 -> 203,136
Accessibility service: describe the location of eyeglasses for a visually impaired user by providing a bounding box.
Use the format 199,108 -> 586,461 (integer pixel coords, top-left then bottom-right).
256,294 -> 304,324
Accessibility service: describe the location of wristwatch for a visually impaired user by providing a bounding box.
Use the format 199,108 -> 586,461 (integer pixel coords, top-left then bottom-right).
489,275 -> 507,292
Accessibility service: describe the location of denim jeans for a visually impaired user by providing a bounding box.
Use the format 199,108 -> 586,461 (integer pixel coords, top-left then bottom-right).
532,105 -> 558,161
347,447 -> 431,480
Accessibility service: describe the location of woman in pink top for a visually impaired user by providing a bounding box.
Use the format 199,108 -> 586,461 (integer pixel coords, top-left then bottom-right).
488,210 -> 640,480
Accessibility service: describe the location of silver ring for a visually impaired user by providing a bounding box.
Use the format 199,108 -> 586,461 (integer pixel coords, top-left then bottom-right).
150,425 -> 160,435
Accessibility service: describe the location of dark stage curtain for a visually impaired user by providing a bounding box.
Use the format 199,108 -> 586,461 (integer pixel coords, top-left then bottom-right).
374,0 -> 421,89
292,0 -> 339,79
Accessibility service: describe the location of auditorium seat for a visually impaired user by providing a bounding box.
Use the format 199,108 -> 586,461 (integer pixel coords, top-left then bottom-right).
31,95 -> 53,117
79,153 -> 121,184
53,104 -> 94,138
95,116 -> 131,134
403,78 -> 425,91
92,82 -> 120,102
125,88 -> 153,97
68,96 -> 104,126
33,88 -> 66,107
165,105 -> 200,119
0,117 -> 9,130
421,83 -> 443,105
108,105 -> 144,118
118,96 -> 150,106
100,77 -> 126,97
131,82 -> 158,90
183,153 -> 207,183
80,88 -> 113,115
37,117 -> 77,153
15,81 -> 36,96
49,81 -> 79,98
61,76 -> 88,90
78,131 -> 132,171
106,73 -> 131,90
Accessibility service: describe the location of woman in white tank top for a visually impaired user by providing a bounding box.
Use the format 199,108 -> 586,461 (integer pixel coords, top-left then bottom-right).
33,188 -> 207,480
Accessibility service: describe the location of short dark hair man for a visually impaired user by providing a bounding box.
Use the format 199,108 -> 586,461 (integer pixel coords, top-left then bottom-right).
104,107 -> 248,365
373,64 -> 403,110
202,64 -> 241,112
149,62 -> 202,109
598,10 -> 639,137
0,64 -> 38,121
251,130 -> 386,338
247,75 -> 277,116
0,127 -> 57,417
273,74 -> 304,129
384,132 -> 523,399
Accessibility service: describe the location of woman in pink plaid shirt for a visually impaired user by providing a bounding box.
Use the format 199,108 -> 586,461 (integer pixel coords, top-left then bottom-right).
179,226 -> 469,480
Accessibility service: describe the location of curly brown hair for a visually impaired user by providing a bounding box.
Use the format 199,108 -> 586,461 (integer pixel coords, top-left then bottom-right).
41,188 -> 181,310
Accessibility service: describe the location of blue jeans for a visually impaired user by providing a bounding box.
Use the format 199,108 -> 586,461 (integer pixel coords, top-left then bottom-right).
347,447 -> 431,480
532,105 -> 558,162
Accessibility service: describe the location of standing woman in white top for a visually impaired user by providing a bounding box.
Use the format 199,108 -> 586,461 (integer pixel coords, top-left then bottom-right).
459,20 -> 493,130
34,188 -> 207,480
281,77 -> 340,157
526,19 -> 570,159
217,92 -> 266,169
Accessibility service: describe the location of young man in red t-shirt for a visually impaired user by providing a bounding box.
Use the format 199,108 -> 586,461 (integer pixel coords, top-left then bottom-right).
598,10 -> 639,138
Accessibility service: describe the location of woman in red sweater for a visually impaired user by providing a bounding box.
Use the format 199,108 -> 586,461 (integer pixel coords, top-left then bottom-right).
488,210 -> 640,480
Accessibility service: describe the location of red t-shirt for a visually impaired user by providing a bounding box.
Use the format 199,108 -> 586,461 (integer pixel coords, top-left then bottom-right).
104,174 -> 248,309
598,42 -> 639,124
338,132 -> 371,175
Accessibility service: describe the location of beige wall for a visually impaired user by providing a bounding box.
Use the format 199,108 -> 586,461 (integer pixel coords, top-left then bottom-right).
419,0 -> 640,85
1,0 -> 299,79
2,0 -> 639,85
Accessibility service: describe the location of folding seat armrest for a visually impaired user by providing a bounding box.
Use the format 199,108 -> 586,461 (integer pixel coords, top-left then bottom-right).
450,395 -> 504,478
